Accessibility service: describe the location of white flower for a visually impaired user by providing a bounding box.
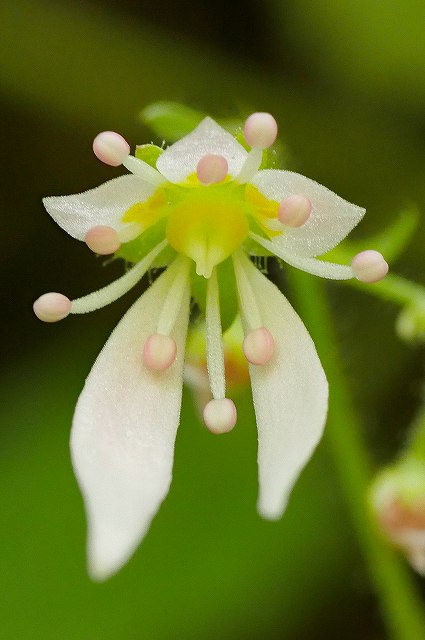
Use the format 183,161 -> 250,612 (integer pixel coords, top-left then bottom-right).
34,113 -> 388,580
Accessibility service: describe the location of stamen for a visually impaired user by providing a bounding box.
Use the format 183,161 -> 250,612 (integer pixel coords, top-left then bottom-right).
71,239 -> 167,314
232,252 -> 263,332
205,268 -> 226,400
202,267 -> 237,432
143,334 -> 177,371
156,257 -> 191,336
234,147 -> 262,185
196,154 -> 228,185
85,226 -> 121,255
352,250 -> 388,283
203,398 -> 237,434
122,155 -> 166,187
93,130 -> 165,186
33,292 -> 71,323
93,131 -> 130,167
141,257 -> 190,373
244,112 -> 278,149
233,252 -> 275,367
243,327 -> 275,365
257,216 -> 284,232
278,195 -> 312,228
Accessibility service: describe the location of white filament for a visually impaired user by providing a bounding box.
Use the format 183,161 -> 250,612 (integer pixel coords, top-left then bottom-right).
205,267 -> 226,400
232,251 -> 263,332
156,256 -> 191,336
71,240 -> 167,314
122,155 -> 167,187
234,147 -> 262,184
249,232 -> 354,280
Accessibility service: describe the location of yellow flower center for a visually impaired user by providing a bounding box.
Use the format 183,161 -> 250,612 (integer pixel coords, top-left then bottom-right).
121,176 -> 281,277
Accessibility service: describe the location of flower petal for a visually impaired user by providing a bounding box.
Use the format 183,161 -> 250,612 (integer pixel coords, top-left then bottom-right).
249,232 -> 354,280
43,175 -> 156,240
237,254 -> 328,519
156,117 -> 248,183
250,169 -> 365,257
71,260 -> 190,581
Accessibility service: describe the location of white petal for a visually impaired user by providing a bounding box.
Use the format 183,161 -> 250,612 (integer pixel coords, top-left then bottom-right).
238,254 -> 328,519
251,169 -> 365,257
71,260 -> 190,580
156,117 -> 248,183
43,175 -> 157,240
249,233 -> 354,280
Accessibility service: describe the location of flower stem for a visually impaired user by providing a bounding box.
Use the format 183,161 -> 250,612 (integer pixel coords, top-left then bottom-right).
408,397 -> 425,459
346,272 -> 425,308
286,269 -> 425,640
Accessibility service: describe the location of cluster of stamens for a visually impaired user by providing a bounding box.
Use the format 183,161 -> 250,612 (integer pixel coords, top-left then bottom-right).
34,112 -> 389,435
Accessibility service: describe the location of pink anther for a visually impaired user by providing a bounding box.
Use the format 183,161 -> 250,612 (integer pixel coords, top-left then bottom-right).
196,154 -> 228,185
243,327 -> 275,365
85,226 -> 121,255
278,195 -> 312,228
33,292 -> 71,322
352,250 -> 389,283
244,112 -> 278,149
143,333 -> 177,371
93,131 -> 130,167
203,398 -> 237,434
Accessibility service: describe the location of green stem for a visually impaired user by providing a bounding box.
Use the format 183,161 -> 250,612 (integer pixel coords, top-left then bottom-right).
408,397 -> 425,459
286,269 -> 425,640
346,272 -> 425,308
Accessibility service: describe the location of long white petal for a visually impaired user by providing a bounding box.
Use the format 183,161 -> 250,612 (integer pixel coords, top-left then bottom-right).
250,232 -> 354,280
43,175 -> 156,240
71,260 -> 190,580
156,117 -> 248,183
250,169 -> 365,257
237,254 -> 328,519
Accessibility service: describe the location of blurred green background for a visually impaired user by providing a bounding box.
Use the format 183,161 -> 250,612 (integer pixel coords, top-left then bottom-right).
1,1 -> 425,638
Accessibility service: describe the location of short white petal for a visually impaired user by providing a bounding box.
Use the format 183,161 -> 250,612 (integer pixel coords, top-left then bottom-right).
249,233 -> 354,280
71,260 -> 190,580
43,175 -> 157,240
251,169 -> 365,257
238,254 -> 328,519
156,117 -> 248,183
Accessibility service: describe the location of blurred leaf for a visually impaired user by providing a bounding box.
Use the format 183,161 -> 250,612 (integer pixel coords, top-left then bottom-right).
141,102 -> 206,142
266,0 -> 425,109
0,0 -> 273,131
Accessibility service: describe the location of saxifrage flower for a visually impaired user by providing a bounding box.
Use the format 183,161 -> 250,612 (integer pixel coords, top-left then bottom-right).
34,112 -> 388,580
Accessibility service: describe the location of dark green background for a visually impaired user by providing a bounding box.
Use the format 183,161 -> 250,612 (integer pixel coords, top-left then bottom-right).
1,1 -> 424,638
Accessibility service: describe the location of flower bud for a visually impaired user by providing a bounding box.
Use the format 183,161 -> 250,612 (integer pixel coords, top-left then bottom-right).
370,458 -> 425,575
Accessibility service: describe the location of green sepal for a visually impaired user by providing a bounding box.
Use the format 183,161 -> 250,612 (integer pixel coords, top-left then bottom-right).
191,257 -> 238,333
243,216 -> 275,257
135,143 -> 163,168
140,102 -> 205,142
190,273 -> 207,317
115,218 -> 176,267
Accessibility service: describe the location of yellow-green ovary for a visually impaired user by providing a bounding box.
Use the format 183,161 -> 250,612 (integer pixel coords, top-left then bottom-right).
166,198 -> 249,279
